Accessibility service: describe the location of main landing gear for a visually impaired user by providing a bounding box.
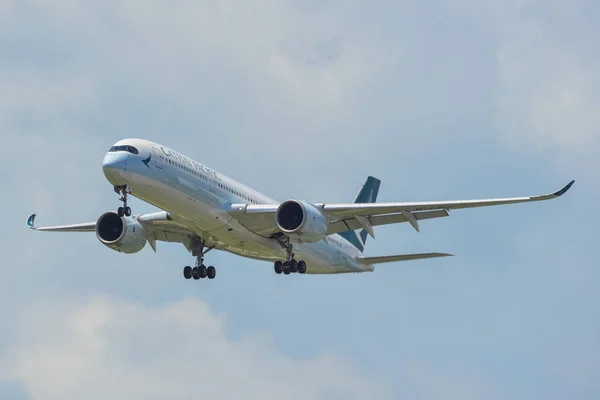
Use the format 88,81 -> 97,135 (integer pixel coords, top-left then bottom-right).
274,259 -> 307,275
183,262 -> 216,280
183,239 -> 216,281
273,236 -> 307,275
114,185 -> 132,217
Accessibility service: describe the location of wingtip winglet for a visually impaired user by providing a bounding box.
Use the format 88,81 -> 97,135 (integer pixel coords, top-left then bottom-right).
554,180 -> 575,197
26,214 -> 36,229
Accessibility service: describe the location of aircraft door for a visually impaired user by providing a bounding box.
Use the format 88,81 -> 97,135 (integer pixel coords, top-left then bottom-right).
152,147 -> 163,169
209,176 -> 218,194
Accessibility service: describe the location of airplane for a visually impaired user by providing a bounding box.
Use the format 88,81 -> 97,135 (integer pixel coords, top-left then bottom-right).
26,138 -> 575,280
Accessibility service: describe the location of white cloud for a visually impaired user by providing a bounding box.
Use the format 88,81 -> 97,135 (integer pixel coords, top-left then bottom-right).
12,0 -> 375,113
0,0 -> 394,171
495,17 -> 600,154
0,295 -> 391,400
447,0 -> 600,156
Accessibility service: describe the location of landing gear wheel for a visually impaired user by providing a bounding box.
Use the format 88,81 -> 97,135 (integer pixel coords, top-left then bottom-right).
207,266 -> 216,279
283,264 -> 291,275
297,261 -> 307,274
183,266 -> 192,279
274,261 -> 283,274
199,265 -> 207,279
192,267 -> 201,280
288,259 -> 298,273
187,238 -> 217,281
116,186 -> 132,217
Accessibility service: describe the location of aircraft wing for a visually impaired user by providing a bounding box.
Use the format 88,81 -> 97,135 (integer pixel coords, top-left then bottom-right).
228,180 -> 575,237
26,214 -> 96,232
319,180 -> 575,216
26,211 -> 198,250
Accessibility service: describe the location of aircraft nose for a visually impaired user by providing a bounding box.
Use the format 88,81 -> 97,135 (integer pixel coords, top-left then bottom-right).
102,152 -> 128,172
102,152 -> 129,185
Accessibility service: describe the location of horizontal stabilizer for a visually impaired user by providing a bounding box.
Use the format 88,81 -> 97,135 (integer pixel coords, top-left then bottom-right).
357,252 -> 453,265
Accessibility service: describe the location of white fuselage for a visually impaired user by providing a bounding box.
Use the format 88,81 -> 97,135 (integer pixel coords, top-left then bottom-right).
102,139 -> 371,274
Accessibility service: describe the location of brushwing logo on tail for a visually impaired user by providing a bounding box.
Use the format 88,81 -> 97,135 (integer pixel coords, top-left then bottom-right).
339,176 -> 381,252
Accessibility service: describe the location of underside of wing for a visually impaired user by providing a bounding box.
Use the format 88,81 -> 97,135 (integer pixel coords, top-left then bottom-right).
320,180 -> 575,218
327,209 -> 448,235
26,214 -> 96,232
138,212 -> 196,235
225,180 -> 575,242
136,212 -> 200,250
226,204 -> 280,236
227,206 -> 450,237
26,212 -> 199,250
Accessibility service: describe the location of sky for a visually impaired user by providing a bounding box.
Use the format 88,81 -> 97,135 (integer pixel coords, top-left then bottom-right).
0,0 -> 599,399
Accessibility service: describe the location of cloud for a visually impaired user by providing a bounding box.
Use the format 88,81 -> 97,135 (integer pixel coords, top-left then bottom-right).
0,0 -> 395,179
447,0 -> 600,157
495,16 -> 600,154
0,380 -> 29,400
0,295 -> 391,400
1,1 -> 599,399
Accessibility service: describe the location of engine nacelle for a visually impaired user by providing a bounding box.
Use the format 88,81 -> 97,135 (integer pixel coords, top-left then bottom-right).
276,200 -> 328,243
95,211 -> 147,254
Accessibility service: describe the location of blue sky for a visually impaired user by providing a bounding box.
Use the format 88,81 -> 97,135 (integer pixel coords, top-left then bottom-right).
1,1 -> 598,399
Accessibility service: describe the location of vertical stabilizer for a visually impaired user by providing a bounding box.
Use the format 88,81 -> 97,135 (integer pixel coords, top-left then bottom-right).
338,176 -> 381,252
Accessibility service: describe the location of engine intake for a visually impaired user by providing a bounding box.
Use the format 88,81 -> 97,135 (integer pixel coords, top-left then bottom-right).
276,200 -> 328,243
96,211 -> 147,254
277,201 -> 304,231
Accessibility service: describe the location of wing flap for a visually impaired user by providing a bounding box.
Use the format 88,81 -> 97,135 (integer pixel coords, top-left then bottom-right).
327,209 -> 449,235
357,252 -> 453,265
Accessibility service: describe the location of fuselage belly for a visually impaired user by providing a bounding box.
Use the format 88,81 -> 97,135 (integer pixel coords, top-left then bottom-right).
104,140 -> 366,274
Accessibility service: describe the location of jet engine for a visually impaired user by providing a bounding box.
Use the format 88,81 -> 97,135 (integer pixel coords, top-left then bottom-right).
275,200 -> 328,243
95,211 -> 147,254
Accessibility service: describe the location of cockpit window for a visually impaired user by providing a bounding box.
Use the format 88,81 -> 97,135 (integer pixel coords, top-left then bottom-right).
108,145 -> 139,154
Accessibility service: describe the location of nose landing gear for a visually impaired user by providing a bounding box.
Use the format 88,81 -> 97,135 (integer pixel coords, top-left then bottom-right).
114,185 -> 132,217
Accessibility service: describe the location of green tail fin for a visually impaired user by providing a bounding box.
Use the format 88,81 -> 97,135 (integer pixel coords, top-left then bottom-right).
338,176 -> 381,252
